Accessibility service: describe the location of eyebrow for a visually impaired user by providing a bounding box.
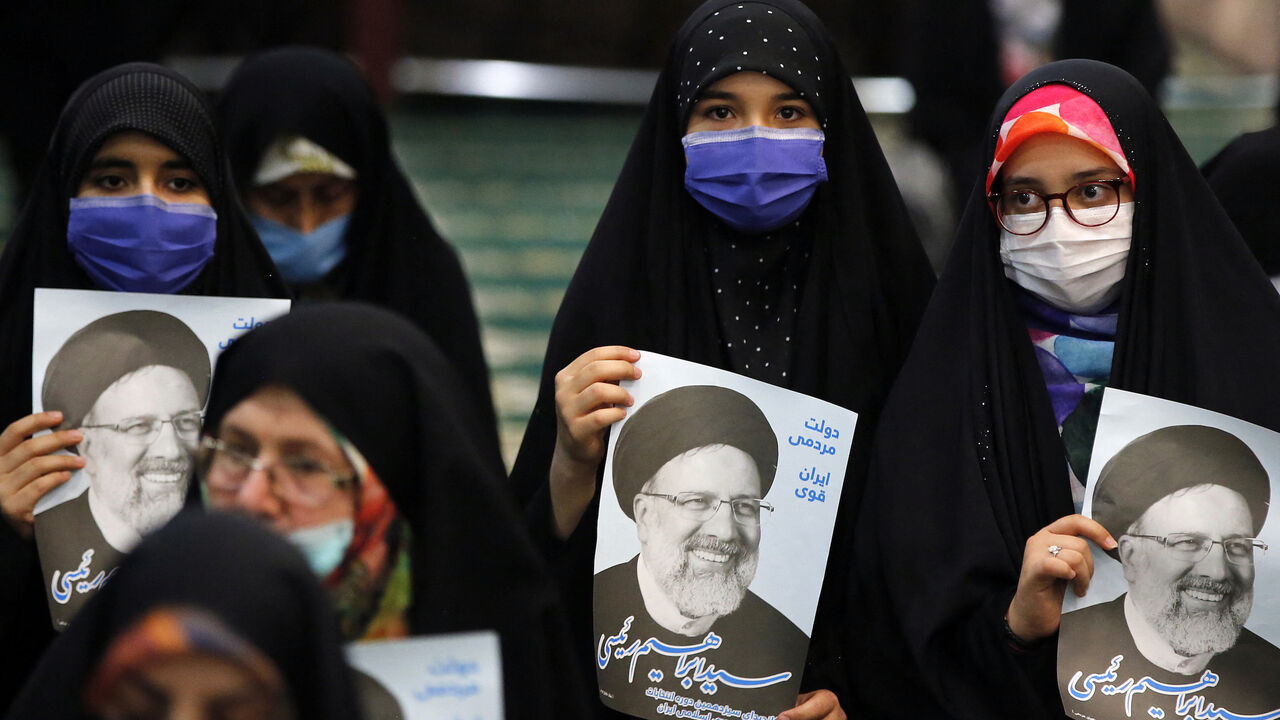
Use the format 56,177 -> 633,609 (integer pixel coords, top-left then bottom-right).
693,90 -> 808,104
1002,167 -> 1120,189
694,90 -> 737,103
88,157 -> 192,171
87,156 -> 134,170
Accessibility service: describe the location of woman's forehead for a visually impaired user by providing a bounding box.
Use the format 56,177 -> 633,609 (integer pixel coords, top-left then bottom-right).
1000,133 -> 1122,185
92,130 -> 185,163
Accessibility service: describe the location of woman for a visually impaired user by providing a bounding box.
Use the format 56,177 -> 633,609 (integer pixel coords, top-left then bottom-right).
508,1 -> 935,717
196,302 -> 587,719
217,47 -> 499,459
0,62 -> 288,711
5,511 -> 362,720
851,59 -> 1280,718
1202,125 -> 1280,291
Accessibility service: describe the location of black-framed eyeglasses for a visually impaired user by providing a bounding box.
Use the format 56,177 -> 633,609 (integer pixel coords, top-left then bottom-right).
638,491 -> 774,526
197,436 -> 355,509
1127,532 -> 1268,566
80,410 -> 204,445
987,177 -> 1130,236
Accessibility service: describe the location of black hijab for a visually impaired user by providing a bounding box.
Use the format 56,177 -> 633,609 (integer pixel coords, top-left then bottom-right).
506,0 -> 934,712
200,302 -> 586,720
851,60 -> 1280,719
217,47 -> 499,460
1203,125 -> 1280,276
0,62 -> 286,713
4,511 -> 362,720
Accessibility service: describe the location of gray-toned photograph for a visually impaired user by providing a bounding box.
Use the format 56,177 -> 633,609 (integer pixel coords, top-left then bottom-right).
1059,390 -> 1280,720
35,309 -> 211,626
592,353 -> 856,720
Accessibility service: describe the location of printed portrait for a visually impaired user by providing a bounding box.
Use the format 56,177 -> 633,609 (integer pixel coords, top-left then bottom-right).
1059,390 -> 1280,720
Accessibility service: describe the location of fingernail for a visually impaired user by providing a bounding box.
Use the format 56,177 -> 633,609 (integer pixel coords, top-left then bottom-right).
48,411 -> 62,421
1105,536 -> 1117,550
69,430 -> 82,442
629,349 -> 640,359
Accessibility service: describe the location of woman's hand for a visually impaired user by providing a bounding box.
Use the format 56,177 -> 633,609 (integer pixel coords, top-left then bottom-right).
779,690 -> 846,720
548,346 -> 641,539
1006,514 -> 1116,643
0,412 -> 85,538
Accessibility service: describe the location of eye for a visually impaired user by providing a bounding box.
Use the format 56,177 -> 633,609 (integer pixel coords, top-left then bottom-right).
224,443 -> 257,460
676,494 -> 712,512
315,181 -> 354,205
706,105 -> 733,121
167,175 -> 202,193
120,419 -> 156,436
254,185 -> 295,208
282,455 -> 329,477
174,414 -> 204,434
93,174 -> 128,191
777,106 -> 805,121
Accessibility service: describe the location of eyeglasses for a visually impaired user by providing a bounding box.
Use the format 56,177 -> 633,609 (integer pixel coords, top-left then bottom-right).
987,178 -> 1129,236
638,491 -> 774,526
1128,532 -> 1268,566
197,436 -> 355,509
80,410 -> 204,445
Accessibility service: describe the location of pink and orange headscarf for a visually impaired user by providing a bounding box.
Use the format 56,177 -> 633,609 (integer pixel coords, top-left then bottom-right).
985,84 -> 1133,195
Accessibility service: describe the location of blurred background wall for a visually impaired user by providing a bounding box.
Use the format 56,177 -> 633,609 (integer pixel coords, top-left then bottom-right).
1,0 -> 1276,463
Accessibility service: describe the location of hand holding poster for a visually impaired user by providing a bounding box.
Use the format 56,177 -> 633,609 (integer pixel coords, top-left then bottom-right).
345,632 -> 504,720
31,288 -> 290,629
593,352 -> 857,719
1058,389 -> 1280,719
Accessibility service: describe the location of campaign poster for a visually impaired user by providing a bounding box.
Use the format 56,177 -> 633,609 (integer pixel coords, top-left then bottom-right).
1058,388 -> 1280,720
593,351 -> 858,719
32,288 -> 290,629
345,632 -> 504,720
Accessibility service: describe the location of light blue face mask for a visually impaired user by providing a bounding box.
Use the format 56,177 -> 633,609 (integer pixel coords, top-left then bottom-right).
250,213 -> 350,285
287,518 -> 354,578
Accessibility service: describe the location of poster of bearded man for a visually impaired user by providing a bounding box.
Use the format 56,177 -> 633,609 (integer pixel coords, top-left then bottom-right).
31,288 -> 289,628
1059,388 -> 1280,720
592,351 -> 857,719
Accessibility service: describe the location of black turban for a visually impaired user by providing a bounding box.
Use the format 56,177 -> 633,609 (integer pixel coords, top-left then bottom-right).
612,385 -> 779,520
1093,425 -> 1271,550
42,310 -> 211,430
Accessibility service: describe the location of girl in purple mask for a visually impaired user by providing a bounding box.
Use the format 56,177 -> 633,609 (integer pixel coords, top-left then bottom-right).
508,1 -> 935,717
0,63 -> 287,712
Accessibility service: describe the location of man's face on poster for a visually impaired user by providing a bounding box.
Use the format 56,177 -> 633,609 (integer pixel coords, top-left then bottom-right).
79,365 -> 201,534
634,443 -> 763,620
1121,483 -> 1256,658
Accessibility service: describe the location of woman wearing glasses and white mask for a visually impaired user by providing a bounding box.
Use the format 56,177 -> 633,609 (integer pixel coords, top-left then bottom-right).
845,60 -> 1280,718
194,302 -> 589,720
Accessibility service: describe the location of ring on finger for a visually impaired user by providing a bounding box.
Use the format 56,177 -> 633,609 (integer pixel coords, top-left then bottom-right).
1048,544 -> 1062,557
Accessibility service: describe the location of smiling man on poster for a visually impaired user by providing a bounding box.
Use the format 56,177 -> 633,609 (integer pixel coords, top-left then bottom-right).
594,385 -> 808,716
1060,425 -> 1280,718
36,310 -> 210,623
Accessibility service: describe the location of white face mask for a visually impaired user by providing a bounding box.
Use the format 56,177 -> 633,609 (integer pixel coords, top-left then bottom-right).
999,202 -> 1134,314
287,518 -> 354,578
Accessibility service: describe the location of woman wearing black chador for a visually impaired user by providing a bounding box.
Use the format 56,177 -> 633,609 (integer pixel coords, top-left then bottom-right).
508,1 -> 936,717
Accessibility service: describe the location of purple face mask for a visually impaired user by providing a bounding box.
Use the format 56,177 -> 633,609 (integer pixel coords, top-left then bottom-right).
682,126 -> 828,234
67,194 -> 217,294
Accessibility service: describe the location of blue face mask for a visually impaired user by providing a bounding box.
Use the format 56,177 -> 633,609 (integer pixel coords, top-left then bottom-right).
682,126 -> 828,234
287,518 -> 354,578
250,214 -> 350,285
67,195 -> 217,294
